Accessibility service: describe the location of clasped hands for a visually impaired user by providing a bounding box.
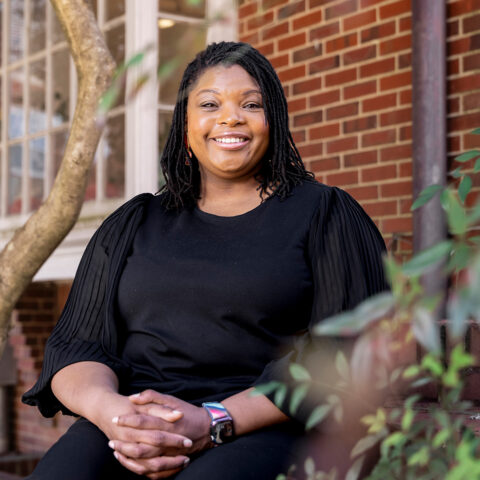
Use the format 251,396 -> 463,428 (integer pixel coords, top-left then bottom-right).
99,390 -> 212,479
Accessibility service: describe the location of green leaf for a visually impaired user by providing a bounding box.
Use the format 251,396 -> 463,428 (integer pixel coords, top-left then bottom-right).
402,241 -> 452,276
411,184 -> 443,210
380,431 -> 405,457
407,445 -> 429,466
474,157 -> 480,173
455,150 -> 480,163
289,383 -> 309,415
351,430 -> 387,458
274,384 -> 287,408
306,405 -> 332,430
289,363 -> 311,382
451,167 -> 464,179
450,344 -> 474,370
447,290 -> 470,341
403,365 -> 420,378
459,176 -> 472,203
472,128 -> 480,135
276,475 -> 287,480
345,456 -> 365,480
314,293 -> 395,336
448,243 -> 471,273
467,202 -> 480,225
252,381 -> 281,396
442,189 -> 468,235
335,351 -> 350,382
401,409 -> 414,431
432,428 -> 450,448
422,353 -> 444,376
98,87 -> 119,113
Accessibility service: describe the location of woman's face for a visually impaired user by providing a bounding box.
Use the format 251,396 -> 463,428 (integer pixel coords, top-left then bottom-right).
186,65 -> 270,182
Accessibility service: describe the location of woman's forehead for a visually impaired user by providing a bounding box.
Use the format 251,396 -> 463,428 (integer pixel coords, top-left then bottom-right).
189,65 -> 261,94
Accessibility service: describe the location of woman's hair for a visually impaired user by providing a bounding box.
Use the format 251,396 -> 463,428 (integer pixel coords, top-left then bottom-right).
159,41 -> 314,209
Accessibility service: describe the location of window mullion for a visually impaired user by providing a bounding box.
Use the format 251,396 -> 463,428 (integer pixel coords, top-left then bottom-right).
45,0 -> 53,196
96,0 -> 106,202
1,1 -> 8,217
22,0 -> 30,215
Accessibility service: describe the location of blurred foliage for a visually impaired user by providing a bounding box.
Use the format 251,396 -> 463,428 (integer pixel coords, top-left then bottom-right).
259,131 -> 480,479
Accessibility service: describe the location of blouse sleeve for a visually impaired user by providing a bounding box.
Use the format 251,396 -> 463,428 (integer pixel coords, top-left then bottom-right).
254,186 -> 389,423
21,194 -> 151,418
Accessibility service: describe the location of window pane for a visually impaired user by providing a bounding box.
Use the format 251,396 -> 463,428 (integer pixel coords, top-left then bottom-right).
52,49 -> 70,126
105,23 -> 125,107
105,0 -> 125,21
8,144 -> 22,215
30,0 -> 46,54
158,22 -> 206,104
9,0 -> 24,63
104,114 -> 125,199
158,0 -> 205,18
29,137 -> 45,210
0,2 -> 3,65
8,67 -> 24,139
158,111 -> 173,189
29,59 -> 47,134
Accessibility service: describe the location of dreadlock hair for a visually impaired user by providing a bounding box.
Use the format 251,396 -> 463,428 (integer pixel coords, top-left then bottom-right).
158,41 -> 314,210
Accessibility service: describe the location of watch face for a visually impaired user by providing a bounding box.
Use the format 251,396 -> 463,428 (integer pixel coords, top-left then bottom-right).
213,418 -> 234,443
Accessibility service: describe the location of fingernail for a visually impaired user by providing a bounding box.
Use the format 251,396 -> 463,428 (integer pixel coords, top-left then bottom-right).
129,393 -> 140,398
108,441 -> 115,449
183,439 -> 193,448
113,451 -> 119,460
183,458 -> 190,466
112,416 -> 119,424
172,410 -> 182,415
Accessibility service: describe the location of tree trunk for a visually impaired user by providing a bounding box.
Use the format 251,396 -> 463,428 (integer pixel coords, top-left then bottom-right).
0,0 -> 115,357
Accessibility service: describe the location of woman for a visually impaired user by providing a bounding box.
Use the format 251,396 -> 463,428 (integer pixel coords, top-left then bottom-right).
23,42 -> 388,479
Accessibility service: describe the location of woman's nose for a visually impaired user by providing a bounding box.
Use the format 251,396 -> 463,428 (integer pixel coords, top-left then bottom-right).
217,104 -> 244,126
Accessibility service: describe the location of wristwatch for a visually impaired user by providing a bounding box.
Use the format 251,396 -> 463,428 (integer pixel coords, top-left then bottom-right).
202,402 -> 235,444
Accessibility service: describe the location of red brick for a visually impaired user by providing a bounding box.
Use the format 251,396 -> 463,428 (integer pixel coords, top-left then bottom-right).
240,31 -> 259,44
326,170 -> 359,186
278,0 -> 305,19
380,107 -> 411,126
380,34 -> 411,55
288,97 -> 307,113
326,33 -> 358,53
298,142 -> 323,158
345,150 -> 377,167
325,67 -> 357,87
278,32 -> 306,51
310,89 -> 340,107
400,89 -> 412,105
270,54 -> 289,69
380,71 -> 411,91
399,16 -> 411,31
343,115 -> 376,133
381,217 -> 412,234
309,0 -> 336,8
311,156 -> 340,172
448,19 -> 459,37
360,57 -> 395,78
293,44 -> 323,62
449,112 -> 480,132
448,37 -> 471,56
448,58 -> 459,76
239,2 -> 257,18
362,129 -> 396,147
361,164 -> 396,183
293,10 -> 323,29
326,101 -> 358,120
293,77 -> 321,95
379,0 -> 411,19
278,65 -> 305,83
257,42 -> 274,56
364,200 -> 397,217
343,45 -> 376,65
399,161 -> 412,177
361,21 -> 396,42
463,93 -> 480,112
472,33 -> 480,49
261,21 -> 289,41
347,184 -> 378,200
309,55 -> 339,74
326,136 -> 358,154
292,130 -> 306,143
464,132 -> 480,149
310,123 -> 340,140
380,144 -> 412,162
344,9 -> 376,31
448,135 -> 461,153
344,80 -> 376,100
464,53 -> 480,72
362,93 -> 397,112
398,52 -> 412,69
263,0 -> 289,8
381,180 -> 412,197
448,0 -> 480,17
247,11 -> 274,31
464,14 -> 480,33
294,109 -> 323,127
325,0 -> 357,20
400,125 -> 412,141
310,22 -> 340,41
449,97 -> 460,114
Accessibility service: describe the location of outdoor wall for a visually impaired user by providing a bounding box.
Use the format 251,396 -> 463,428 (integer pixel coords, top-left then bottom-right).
239,0 -> 480,260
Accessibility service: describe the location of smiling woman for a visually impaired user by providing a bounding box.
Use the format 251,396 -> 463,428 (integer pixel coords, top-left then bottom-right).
22,42 -> 388,480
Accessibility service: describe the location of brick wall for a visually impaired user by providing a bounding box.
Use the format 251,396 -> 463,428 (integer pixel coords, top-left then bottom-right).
9,282 -> 74,454
239,0 -> 480,258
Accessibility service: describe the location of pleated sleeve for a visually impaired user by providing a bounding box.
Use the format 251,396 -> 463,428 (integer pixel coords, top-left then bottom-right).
22,193 -> 151,418
254,186 -> 389,423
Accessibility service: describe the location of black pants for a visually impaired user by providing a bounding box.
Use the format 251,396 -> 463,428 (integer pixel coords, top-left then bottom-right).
26,418 -> 306,480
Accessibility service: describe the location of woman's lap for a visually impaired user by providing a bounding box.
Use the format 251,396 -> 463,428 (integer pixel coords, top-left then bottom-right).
26,418 -> 304,480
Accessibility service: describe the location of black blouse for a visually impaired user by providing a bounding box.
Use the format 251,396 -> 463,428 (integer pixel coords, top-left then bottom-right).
22,181 -> 388,421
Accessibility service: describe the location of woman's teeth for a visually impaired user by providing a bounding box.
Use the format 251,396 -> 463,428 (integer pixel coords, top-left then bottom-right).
214,138 -> 247,144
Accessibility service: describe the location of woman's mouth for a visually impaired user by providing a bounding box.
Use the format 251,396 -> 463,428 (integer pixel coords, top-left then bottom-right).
211,137 -> 250,149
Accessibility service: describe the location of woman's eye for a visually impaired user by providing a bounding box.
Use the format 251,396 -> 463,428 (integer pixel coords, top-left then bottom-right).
200,102 -> 217,108
244,103 -> 262,109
